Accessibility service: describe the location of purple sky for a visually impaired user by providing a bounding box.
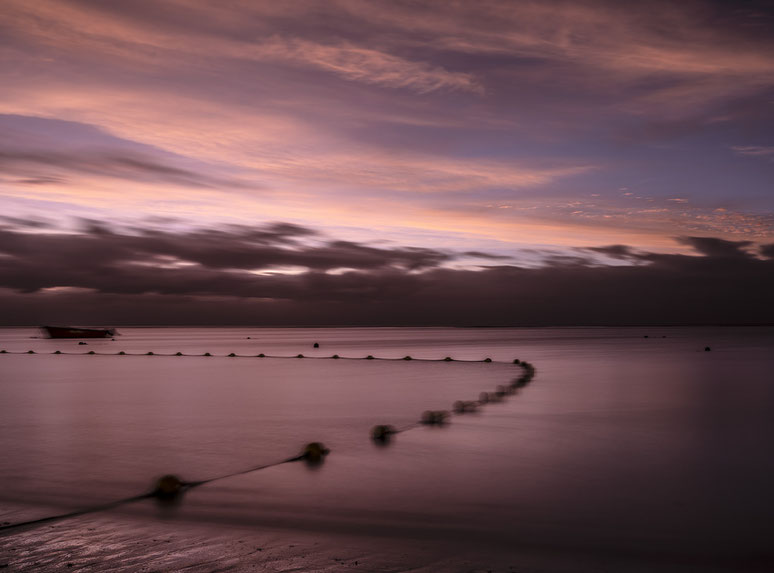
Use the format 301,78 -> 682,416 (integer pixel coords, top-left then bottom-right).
1,1 -> 773,324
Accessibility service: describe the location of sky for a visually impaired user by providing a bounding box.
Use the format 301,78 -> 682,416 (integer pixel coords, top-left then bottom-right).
1,0 -> 773,325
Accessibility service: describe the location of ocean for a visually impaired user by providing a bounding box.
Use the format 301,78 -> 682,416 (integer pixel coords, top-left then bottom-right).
1,326 -> 773,572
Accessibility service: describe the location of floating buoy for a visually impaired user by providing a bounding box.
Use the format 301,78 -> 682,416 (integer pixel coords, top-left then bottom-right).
246,337 -> 251,339
87,350 -> 95,355
301,442 -> 330,463
484,358 -> 492,363
146,351 -> 154,356
118,351 -> 126,355
111,338 -> 115,341
27,350 -> 35,354
295,354 -> 303,358
453,400 -> 477,413
421,410 -> 449,425
152,474 -> 186,503
228,352 -> 237,357
371,424 -> 396,441
175,352 -> 183,356
644,335 -> 649,338
257,353 -> 265,357
203,352 -> 211,357
513,359 -> 520,365
54,350 -> 61,354
366,355 -> 374,360
444,357 -> 453,362
332,354 -> 339,359
705,346 -> 711,352
313,342 -> 319,348
78,342 -> 87,345
403,356 -> 412,361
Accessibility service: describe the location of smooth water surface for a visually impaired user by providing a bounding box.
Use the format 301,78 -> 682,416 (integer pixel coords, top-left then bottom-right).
1,327 -> 773,569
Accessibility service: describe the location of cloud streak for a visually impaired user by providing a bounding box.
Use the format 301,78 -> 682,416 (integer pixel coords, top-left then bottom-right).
1,220 -> 773,326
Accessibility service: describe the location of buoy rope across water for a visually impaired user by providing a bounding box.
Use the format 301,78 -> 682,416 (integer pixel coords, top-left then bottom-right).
0,442 -> 329,535
371,359 -> 537,442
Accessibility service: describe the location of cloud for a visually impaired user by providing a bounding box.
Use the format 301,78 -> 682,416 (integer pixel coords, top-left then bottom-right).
0,220 -> 773,326
732,146 -> 774,161
676,236 -> 754,258
0,114 -> 243,189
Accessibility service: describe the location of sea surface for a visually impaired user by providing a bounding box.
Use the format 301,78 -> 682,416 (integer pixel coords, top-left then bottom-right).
1,326 -> 773,571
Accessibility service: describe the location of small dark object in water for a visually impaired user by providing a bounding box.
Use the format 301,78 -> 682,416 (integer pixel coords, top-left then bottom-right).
301,442 -> 330,463
453,400 -> 477,413
146,351 -> 154,355
54,350 -> 61,354
366,355 -> 374,360
87,350 -> 95,355
175,352 -> 183,356
403,355 -> 412,361
42,326 -> 116,339
313,342 -> 319,348
111,339 -> 115,341
257,353 -> 265,357
513,358 -> 520,364
705,346 -> 711,352
27,350 -> 35,354
332,354 -> 339,359
246,337 -> 251,339
484,357 -> 492,363
444,356 -> 453,362
0,350 -> 5,353
371,424 -> 396,441
153,474 -> 185,502
228,352 -> 237,357
118,351 -> 126,355
296,354 -> 304,358
644,335 -> 649,338
421,410 -> 449,425
78,341 -> 87,345
203,352 -> 211,357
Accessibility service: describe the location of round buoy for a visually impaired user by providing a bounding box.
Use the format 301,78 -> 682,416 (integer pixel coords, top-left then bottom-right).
204,352 -> 211,357
147,351 -> 154,356
78,342 -> 87,345
54,350 -> 61,354
371,424 -> 395,441
366,355 -> 374,360
484,358 -> 492,363
87,350 -> 95,355
118,351 -> 126,355
301,442 -> 330,463
296,354 -> 304,358
175,352 -> 183,356
421,410 -> 449,425
257,353 -> 265,357
513,359 -> 520,365
152,474 -> 185,502
313,342 -> 319,348
246,336 -> 251,339
444,357 -> 453,362
403,356 -> 412,361
228,352 -> 237,357
27,350 -> 35,354
705,346 -> 711,352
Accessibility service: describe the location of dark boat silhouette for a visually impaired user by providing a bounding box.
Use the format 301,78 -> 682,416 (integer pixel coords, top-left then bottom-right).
42,326 -> 117,339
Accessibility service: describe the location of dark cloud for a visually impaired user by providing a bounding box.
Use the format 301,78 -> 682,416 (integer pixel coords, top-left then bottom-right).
0,221 -> 773,326
585,245 -> 643,260
677,236 -> 754,258
0,114 -> 242,189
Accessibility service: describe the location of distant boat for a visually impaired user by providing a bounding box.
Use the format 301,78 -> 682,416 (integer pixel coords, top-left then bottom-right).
42,326 -> 117,339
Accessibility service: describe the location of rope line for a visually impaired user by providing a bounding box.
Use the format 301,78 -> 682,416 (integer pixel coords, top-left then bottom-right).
0,349 -> 515,363
0,351 -> 535,535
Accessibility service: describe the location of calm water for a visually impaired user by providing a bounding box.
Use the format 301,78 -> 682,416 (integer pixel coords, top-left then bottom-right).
1,327 -> 774,569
